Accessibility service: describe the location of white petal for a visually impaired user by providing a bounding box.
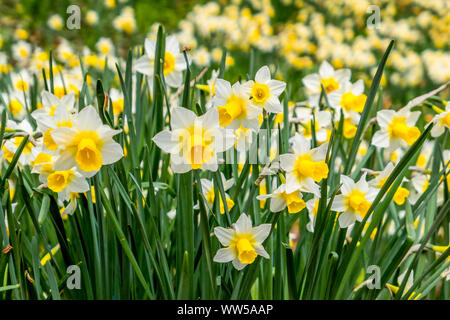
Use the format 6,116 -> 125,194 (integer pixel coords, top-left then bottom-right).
280,154 -> 296,171
331,195 -> 346,212
234,213 -> 252,234
165,71 -> 183,88
51,127 -> 77,147
376,110 -> 395,128
255,66 -> 271,83
165,35 -> 180,54
372,130 -> 390,148
319,61 -> 334,78
252,223 -> 272,242
144,38 -> 156,57
68,175 -> 89,193
214,227 -> 235,246
213,247 -> 236,263
302,74 -> 320,92
214,79 -> 232,98
340,175 -> 355,195
267,80 -> 286,96
52,151 -> 77,171
134,55 -> 153,76
152,130 -> 178,153
270,197 -> 286,212
232,257 -> 247,270
338,211 -> 356,228
74,105 -> 102,131
264,96 -> 282,114
171,107 -> 197,129
254,243 -> 269,259
292,133 -> 310,155
101,140 -> 124,165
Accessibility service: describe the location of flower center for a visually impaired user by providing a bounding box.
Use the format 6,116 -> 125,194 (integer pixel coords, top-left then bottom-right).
251,83 -> 270,105
281,191 -> 306,213
341,92 -> 366,113
76,138 -> 103,172
234,234 -> 257,264
343,118 -> 357,139
388,117 -> 420,145
440,113 -> 450,128
293,153 -> 329,183
217,94 -> 247,127
47,170 -> 74,193
180,125 -> 214,169
8,100 -> 23,116
345,189 -> 371,217
320,77 -> 339,94
163,52 -> 176,75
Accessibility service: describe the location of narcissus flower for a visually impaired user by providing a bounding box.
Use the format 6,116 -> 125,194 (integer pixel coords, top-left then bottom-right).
152,107 -> 235,173
213,213 -> 271,270
135,35 -> 187,88
196,174 -> 235,214
256,183 -> 306,214
430,101 -> 450,137
280,133 -> 329,196
302,61 -> 351,107
213,79 -> 262,131
250,65 -> 286,113
331,173 -> 378,228
50,106 -> 123,175
369,163 -> 410,206
295,107 -> 331,144
373,106 -> 421,150
328,79 -> 367,114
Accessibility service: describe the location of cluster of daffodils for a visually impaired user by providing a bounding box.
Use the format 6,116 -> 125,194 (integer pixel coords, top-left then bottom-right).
2,90 -> 123,215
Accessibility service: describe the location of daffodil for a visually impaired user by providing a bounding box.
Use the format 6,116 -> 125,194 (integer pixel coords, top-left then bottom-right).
331,173 -> 378,228
195,174 -> 234,214
280,133 -> 329,196
256,183 -> 306,214
372,106 -> 421,150
302,60 -> 351,107
369,163 -> 410,206
294,107 -> 331,144
2,91 -> 27,120
135,35 -> 188,88
213,213 -> 272,270
152,106 -> 235,173
50,106 -> 123,176
328,79 -> 367,114
250,65 -> 286,113
2,119 -> 36,166
213,79 -> 262,131
430,101 -> 450,137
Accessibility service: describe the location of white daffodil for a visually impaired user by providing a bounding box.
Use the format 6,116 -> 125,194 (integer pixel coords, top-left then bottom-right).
331,173 -> 378,228
134,35 -> 188,88
302,61 -> 351,107
415,140 -> 433,169
328,79 -> 367,115
368,163 -> 410,206
256,183 -> 306,214
430,101 -> 450,138
213,213 -> 272,270
195,173 -> 234,214
50,106 -> 123,176
294,107 -> 331,144
46,168 -> 89,201
213,79 -> 262,131
11,70 -> 32,93
250,65 -> 286,113
2,119 -> 37,166
2,91 -> 27,120
280,133 -> 329,196
152,106 -> 235,173
372,106 -> 421,150
32,91 -> 76,124
197,69 -> 219,109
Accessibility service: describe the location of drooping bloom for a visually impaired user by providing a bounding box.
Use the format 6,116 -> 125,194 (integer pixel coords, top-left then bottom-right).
430,101 -> 450,137
372,106 -> 421,150
50,106 -> 123,176
213,213 -> 271,270
250,66 -> 286,113
213,79 -> 262,131
280,133 -> 329,196
134,35 -> 187,88
331,173 -> 378,228
152,106 -> 235,173
256,183 -> 306,214
302,61 -> 351,107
